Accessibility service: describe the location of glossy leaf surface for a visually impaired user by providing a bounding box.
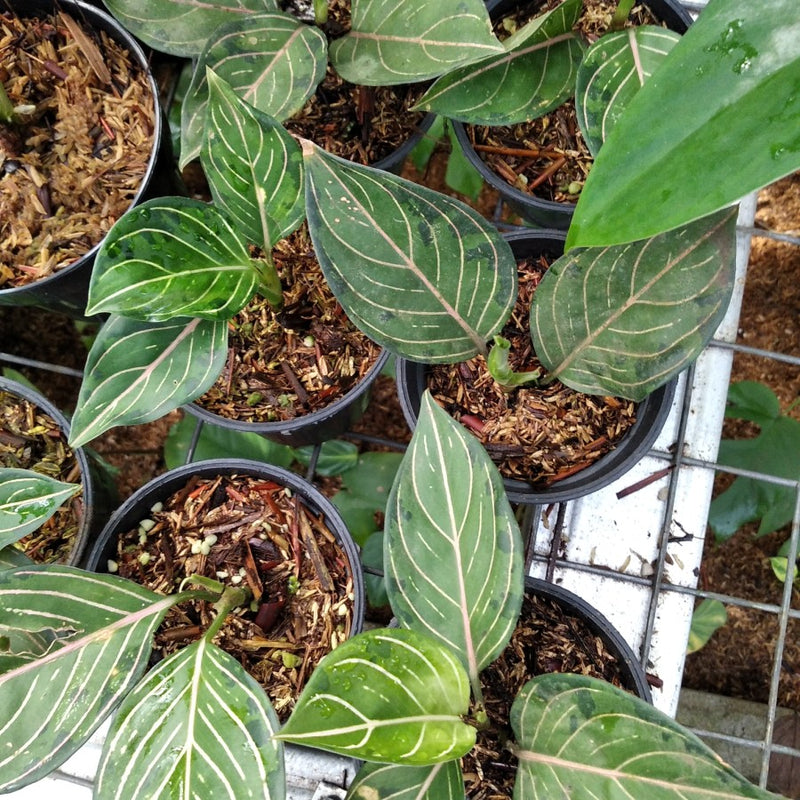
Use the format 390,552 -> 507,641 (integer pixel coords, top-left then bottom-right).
0,566 -> 170,791
181,13 -> 326,167
70,315 -> 227,448
88,198 -> 257,321
277,627 -> 475,765
385,392 -> 523,678
576,26 -> 681,156
567,0 -> 800,249
303,142 -> 517,362
203,71 -> 305,248
512,673 -> 779,799
0,469 -> 79,546
416,0 -> 583,124
103,0 -> 278,57
330,0 -> 503,85
531,211 -> 737,400
347,759 -> 464,800
96,640 -> 284,800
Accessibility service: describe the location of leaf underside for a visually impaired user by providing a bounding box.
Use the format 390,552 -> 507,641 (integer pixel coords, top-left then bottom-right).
303,143 -> 517,362
531,210 -> 738,401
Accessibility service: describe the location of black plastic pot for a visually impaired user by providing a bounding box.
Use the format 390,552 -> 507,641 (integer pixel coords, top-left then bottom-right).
84,458 -> 365,638
395,229 -> 677,504
0,0 -> 176,317
525,577 -> 652,701
374,112 -> 437,174
0,376 -> 117,565
453,0 -> 694,229
183,348 -> 391,448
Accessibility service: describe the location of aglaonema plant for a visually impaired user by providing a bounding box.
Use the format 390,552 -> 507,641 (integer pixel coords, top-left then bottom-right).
0,397 -> 788,798
99,0 -> 505,168
67,69 -> 516,446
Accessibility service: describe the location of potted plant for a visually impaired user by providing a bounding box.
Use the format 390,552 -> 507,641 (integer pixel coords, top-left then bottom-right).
0,394 -> 787,799
0,0 -> 175,317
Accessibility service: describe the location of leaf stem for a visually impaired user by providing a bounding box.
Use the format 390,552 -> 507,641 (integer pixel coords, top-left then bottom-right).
610,0 -> 636,30
487,336 -> 542,389
252,255 -> 283,310
204,585 -> 252,641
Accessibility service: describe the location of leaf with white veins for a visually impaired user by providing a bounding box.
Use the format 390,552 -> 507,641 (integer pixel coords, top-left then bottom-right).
95,640 -> 285,800
347,759 -> 464,799
303,142 -> 517,362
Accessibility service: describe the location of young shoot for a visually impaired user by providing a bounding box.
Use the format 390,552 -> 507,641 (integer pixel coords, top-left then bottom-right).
313,0 -> 328,26
487,335 -> 543,390
609,0 -> 637,31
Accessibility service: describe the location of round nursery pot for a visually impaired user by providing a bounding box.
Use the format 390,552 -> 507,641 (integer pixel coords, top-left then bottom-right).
454,0 -> 694,229
85,458 -> 365,718
0,376 -> 116,565
184,348 -> 391,448
0,0 -> 175,317
396,229 -> 676,504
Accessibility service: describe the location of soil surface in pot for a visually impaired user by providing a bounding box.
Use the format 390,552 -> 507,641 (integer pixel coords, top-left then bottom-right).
463,589 -> 636,799
280,0 -> 429,166
468,0 -> 665,204
427,251 -> 636,486
0,8 -> 155,287
0,387 -> 83,562
194,225 -> 382,424
112,471 -> 356,720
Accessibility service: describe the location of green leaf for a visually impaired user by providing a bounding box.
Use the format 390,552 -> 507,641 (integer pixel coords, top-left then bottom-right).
361,530 -> 389,609
567,0 -> 800,249
444,119 -> 484,200
202,70 -> 305,249
88,198 -> 258,321
512,673 -> 778,799
725,381 -> 782,426
102,0 -> 278,57
95,640 -> 284,800
330,0 -> 503,85
415,0 -> 583,124
687,599 -> 728,654
277,627 -> 475,764
303,142 -> 517,362
70,315 -> 227,448
294,440 -> 362,478
0,566 -> 172,792
385,392 -> 523,678
163,414 -> 295,470
770,556 -> 797,585
0,546 -> 34,572
181,13 -> 327,168
0,469 -> 80,546
531,210 -> 737,401
576,26 -> 681,157
347,760 -> 464,800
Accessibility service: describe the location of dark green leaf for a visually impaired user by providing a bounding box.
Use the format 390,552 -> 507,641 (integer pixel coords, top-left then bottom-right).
277,627 -> 475,764
347,759 -> 464,799
95,640 -> 284,800
203,70 -> 305,248
725,381 -> 782,425
0,546 -> 33,572
0,469 -> 80,546
531,211 -> 737,400
444,120 -> 484,200
361,530 -> 388,608
567,0 -> 800,249
512,673 -> 777,799
303,142 -> 517,362
0,566 -> 172,792
385,392 -> 523,678
88,198 -> 258,321
293,440 -> 361,477
330,0 -> 503,85
70,315 -> 227,448
576,26 -> 681,156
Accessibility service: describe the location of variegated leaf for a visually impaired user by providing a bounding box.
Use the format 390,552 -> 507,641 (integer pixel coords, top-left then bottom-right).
103,0 -> 278,57
347,760 -> 464,800
512,673 -> 779,800
576,26 -> 681,157
385,392 -> 523,679
69,315 -> 227,448
330,0 -> 503,85
203,70 -> 305,249
303,141 -> 517,362
96,640 -> 285,800
0,566 -> 172,792
415,0 -> 584,124
180,12 -> 326,168
88,198 -> 258,321
531,210 -> 737,401
277,628 -> 476,765
0,469 -> 80,547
